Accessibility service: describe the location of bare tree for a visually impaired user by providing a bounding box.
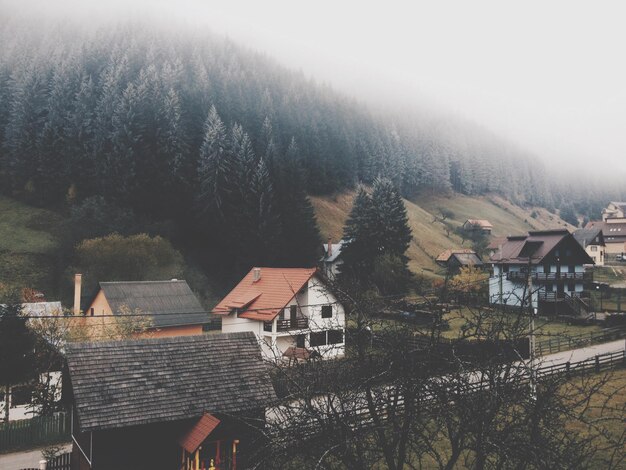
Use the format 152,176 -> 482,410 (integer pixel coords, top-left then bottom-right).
254,281 -> 625,469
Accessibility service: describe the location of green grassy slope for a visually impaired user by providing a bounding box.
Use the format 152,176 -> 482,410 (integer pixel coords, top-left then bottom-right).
0,196 -> 64,295
311,191 -> 574,279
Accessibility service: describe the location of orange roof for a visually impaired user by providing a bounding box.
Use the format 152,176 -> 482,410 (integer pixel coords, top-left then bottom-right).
214,268 -> 318,321
178,413 -> 220,454
466,219 -> 493,228
436,249 -> 476,262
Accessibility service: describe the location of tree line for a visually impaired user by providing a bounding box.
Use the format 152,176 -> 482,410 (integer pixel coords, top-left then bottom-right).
0,18 -> 624,281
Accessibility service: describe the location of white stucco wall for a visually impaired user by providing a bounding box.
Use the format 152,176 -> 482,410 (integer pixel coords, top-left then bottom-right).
220,274 -> 346,362
1,371 -> 63,421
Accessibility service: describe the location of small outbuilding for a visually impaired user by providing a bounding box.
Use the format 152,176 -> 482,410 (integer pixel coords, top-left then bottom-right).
66,332 -> 276,470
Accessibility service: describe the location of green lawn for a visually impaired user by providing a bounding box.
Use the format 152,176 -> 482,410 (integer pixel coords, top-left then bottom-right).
0,196 -> 64,294
441,307 -> 604,340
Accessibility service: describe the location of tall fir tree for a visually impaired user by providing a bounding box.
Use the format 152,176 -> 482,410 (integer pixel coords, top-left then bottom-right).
276,138 -> 321,267
369,177 -> 412,262
197,105 -> 230,217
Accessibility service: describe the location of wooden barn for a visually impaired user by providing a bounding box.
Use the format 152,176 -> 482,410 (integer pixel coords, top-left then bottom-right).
65,332 -> 276,470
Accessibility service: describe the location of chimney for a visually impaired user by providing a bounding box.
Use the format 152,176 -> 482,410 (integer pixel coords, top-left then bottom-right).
73,273 -> 82,315
253,268 -> 261,282
327,237 -> 333,257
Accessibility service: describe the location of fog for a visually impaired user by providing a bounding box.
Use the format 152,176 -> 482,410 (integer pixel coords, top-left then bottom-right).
3,0 -> 626,173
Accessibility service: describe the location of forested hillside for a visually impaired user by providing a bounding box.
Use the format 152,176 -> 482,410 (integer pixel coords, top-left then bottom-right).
312,191 -> 574,278
0,16 -> 623,288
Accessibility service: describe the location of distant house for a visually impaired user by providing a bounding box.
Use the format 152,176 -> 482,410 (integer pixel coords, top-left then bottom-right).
585,219 -> 626,257
215,267 -> 345,362
601,201 -> 626,221
0,302 -> 64,421
486,236 -> 507,258
81,279 -> 209,338
320,238 -> 345,279
66,332 -> 275,470
436,249 -> 484,272
463,219 -> 493,235
573,228 -> 606,266
489,229 -> 593,316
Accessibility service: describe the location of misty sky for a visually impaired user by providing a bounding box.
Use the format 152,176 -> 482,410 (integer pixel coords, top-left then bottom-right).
4,0 -> 626,172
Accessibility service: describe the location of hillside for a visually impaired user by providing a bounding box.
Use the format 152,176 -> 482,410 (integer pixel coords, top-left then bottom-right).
0,196 -> 63,295
311,191 -> 574,278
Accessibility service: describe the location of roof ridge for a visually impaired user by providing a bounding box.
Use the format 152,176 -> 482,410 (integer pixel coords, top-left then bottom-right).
100,279 -> 186,285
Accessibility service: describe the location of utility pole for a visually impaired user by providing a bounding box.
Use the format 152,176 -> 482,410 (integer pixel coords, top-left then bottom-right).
527,262 -> 537,400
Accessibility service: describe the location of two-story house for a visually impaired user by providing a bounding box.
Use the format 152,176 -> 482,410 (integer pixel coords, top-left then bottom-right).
489,229 -> 594,316
573,228 -> 606,266
215,267 -> 345,362
601,201 -> 626,221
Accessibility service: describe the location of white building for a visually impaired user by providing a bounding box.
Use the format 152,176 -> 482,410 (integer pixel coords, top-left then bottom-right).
215,267 -> 345,362
573,228 -> 606,266
489,230 -> 593,316
320,238 -> 345,280
0,302 -> 64,421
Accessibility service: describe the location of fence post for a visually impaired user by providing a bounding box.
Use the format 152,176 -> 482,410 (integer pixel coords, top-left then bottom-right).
565,361 -> 570,378
39,459 -> 47,470
595,355 -> 600,373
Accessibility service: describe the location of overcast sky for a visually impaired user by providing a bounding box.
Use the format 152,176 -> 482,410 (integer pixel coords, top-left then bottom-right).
4,0 -> 626,172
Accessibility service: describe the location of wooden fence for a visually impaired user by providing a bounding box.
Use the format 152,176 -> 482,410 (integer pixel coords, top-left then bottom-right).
19,451 -> 72,470
0,411 -> 70,453
536,327 -> 626,355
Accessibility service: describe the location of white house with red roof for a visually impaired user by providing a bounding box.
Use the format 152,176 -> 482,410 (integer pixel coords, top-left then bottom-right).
214,267 -> 345,362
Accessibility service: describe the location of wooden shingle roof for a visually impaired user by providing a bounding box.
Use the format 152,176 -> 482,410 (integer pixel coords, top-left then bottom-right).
66,332 -> 276,432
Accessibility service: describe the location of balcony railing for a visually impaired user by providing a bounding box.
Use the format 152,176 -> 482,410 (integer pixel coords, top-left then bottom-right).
263,317 -> 309,332
506,272 -> 591,282
537,291 -> 590,302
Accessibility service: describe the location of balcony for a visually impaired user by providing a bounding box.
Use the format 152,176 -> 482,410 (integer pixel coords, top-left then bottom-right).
506,272 -> 591,282
263,317 -> 309,332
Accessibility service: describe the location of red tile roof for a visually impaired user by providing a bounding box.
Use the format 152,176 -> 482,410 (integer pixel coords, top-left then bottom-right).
214,268 -> 318,321
178,412 -> 221,454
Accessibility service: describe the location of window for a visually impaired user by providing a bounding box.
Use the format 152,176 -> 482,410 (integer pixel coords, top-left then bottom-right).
11,385 -> 33,407
321,305 -> 333,319
310,331 -> 326,347
296,334 -> 306,348
310,330 -> 344,347
328,330 -> 344,345
568,282 -> 575,292
590,245 -> 598,252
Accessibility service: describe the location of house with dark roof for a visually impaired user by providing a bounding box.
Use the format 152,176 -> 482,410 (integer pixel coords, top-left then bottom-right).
215,267 -> 345,362
81,279 -> 210,338
66,332 -> 276,470
586,220 -> 626,257
319,237 -> 345,280
462,219 -> 493,234
436,249 -> 484,273
489,229 -> 593,316
573,228 -> 606,266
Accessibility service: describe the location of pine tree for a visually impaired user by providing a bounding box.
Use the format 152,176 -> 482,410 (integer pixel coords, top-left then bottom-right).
276,138 -> 321,266
0,298 -> 37,422
197,105 -> 230,217
369,177 -> 412,261
341,186 -> 375,272
248,157 -> 282,264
